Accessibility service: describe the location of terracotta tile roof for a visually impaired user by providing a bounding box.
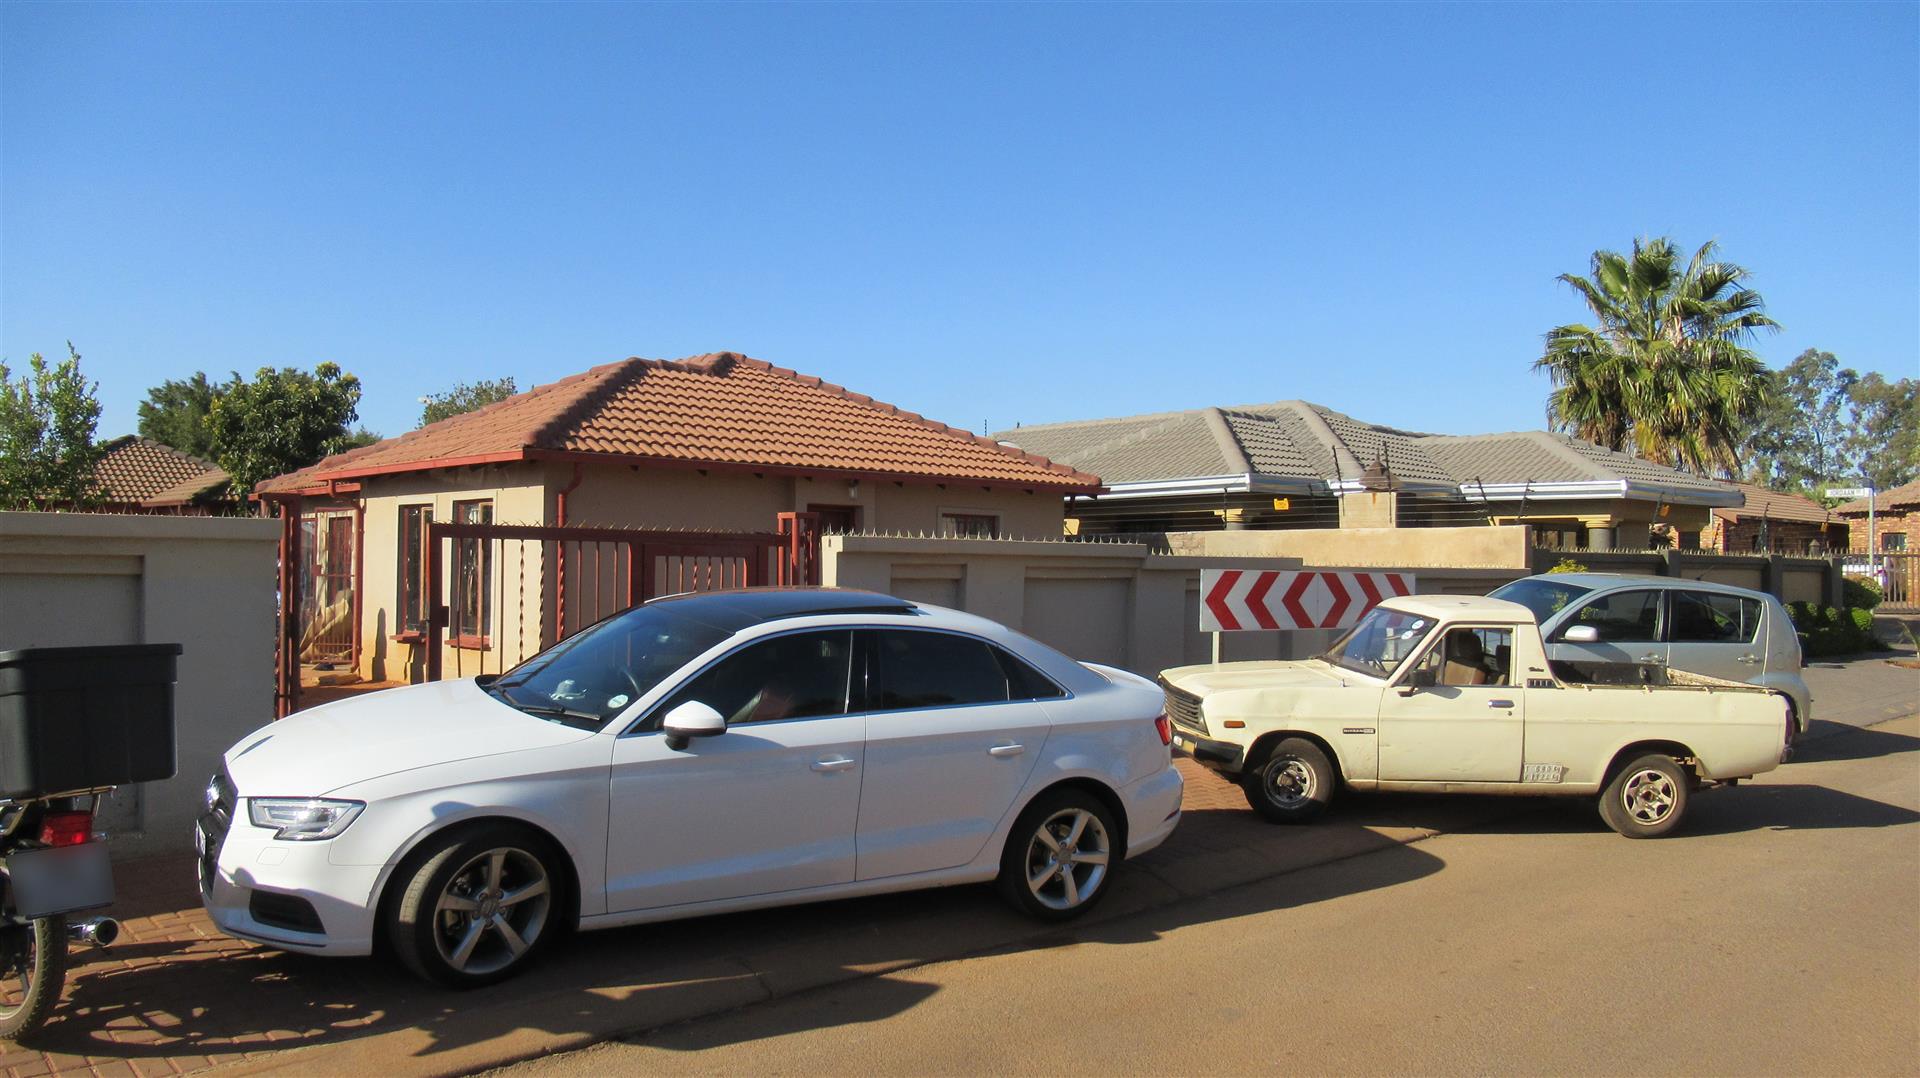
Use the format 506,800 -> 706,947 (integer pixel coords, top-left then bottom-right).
1711,483 -> 1838,525
1836,479 -> 1920,515
91,437 -> 229,505
257,353 -> 1098,495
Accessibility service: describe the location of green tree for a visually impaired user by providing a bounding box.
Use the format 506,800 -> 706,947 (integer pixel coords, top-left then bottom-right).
0,344 -> 106,510
1535,237 -> 1779,475
206,363 -> 363,493
420,377 -> 516,427
136,371 -> 219,458
1846,373 -> 1919,490
1743,349 -> 1857,492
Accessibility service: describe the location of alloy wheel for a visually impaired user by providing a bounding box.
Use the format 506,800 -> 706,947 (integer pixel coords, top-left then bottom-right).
1024,808 -> 1111,912
432,847 -> 552,976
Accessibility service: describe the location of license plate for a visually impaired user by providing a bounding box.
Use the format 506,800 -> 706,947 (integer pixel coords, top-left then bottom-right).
5,844 -> 115,918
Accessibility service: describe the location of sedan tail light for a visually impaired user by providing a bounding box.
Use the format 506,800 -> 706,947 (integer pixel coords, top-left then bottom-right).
40,810 -> 94,847
1153,713 -> 1173,746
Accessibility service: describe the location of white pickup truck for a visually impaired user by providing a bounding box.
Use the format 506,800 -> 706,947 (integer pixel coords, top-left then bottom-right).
1160,594 -> 1796,837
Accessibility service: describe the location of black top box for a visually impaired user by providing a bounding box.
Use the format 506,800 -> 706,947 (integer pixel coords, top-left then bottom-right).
0,644 -> 182,800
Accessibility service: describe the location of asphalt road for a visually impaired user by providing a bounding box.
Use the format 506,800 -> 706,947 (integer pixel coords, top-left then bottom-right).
507,715 -> 1920,1077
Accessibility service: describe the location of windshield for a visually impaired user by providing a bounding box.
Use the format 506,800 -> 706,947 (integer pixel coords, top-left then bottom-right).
1488,577 -> 1596,625
483,603 -> 733,729
1319,606 -> 1435,678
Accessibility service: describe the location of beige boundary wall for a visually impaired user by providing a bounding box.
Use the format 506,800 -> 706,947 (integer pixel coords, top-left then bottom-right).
1164,524 -> 1534,569
0,512 -> 279,857
819,534 -> 1528,677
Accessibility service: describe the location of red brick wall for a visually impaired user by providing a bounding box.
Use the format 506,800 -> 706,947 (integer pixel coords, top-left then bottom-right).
1706,517 -> 1845,555
1844,509 -> 1920,554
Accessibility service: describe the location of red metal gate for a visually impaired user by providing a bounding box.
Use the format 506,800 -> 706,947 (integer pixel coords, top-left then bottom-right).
297,512 -> 356,663
421,512 -> 821,681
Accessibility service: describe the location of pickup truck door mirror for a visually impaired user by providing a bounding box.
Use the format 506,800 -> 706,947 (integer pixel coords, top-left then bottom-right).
1561,624 -> 1600,644
1397,668 -> 1437,695
662,701 -> 726,750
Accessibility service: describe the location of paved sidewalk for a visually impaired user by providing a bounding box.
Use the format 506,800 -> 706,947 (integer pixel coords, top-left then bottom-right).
6,652 -> 1913,1077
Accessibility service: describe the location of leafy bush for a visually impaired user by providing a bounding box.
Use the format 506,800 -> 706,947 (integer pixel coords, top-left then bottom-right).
1843,575 -> 1884,611
1547,558 -> 1589,574
1786,602 -> 1881,657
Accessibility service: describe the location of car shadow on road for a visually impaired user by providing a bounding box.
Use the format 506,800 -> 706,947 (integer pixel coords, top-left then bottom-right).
30,809 -> 1445,1068
1793,723 -> 1920,763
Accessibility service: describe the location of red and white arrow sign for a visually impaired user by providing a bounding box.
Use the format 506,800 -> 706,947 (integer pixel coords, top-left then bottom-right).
1199,570 -> 1414,632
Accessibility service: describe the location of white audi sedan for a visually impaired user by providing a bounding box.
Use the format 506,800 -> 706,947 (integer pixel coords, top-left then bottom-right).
198,590 -> 1183,986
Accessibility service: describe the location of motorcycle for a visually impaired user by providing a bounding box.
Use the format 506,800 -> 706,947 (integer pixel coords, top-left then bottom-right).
0,790 -> 123,1040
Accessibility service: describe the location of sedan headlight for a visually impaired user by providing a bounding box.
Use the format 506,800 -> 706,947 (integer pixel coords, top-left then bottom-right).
248,798 -> 365,841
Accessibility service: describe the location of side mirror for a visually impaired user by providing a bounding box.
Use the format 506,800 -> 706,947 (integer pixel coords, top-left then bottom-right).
662,701 -> 726,751
1398,668 -> 1436,695
1561,625 -> 1600,644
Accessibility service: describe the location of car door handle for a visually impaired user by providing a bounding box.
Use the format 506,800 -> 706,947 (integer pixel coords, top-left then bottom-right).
988,743 -> 1025,758
1487,700 -> 1515,709
1736,654 -> 1760,665
811,756 -> 857,773
1637,654 -> 1666,664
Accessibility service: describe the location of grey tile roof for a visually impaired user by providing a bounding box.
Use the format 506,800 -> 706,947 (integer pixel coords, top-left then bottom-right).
996,410 -> 1239,482
996,401 -> 1737,501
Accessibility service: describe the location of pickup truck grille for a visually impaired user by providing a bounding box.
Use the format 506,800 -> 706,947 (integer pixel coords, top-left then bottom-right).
1160,680 -> 1207,735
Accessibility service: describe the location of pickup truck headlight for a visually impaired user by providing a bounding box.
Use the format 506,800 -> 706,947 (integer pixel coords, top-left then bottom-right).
248,798 -> 365,841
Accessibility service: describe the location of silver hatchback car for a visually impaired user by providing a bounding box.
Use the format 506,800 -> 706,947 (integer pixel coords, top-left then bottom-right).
1489,573 -> 1813,739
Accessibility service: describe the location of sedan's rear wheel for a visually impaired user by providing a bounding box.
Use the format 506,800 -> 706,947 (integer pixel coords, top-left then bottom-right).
997,789 -> 1118,921
390,825 -> 563,988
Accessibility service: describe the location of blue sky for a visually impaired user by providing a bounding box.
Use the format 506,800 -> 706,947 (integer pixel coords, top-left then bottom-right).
3,2 -> 1915,444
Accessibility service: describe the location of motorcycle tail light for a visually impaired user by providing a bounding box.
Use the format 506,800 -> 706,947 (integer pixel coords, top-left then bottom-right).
1153,713 -> 1173,746
40,810 -> 94,848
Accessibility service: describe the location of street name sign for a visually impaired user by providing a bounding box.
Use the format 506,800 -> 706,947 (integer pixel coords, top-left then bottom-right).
1825,487 -> 1872,499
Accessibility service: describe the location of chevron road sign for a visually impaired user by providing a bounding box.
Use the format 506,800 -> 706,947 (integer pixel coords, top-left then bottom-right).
1199,569 -> 1415,632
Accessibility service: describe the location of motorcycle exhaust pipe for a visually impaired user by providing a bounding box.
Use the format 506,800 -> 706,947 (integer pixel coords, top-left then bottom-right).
68,917 -> 119,949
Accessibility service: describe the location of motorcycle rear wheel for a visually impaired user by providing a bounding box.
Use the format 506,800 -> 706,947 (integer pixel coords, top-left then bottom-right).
0,916 -> 67,1041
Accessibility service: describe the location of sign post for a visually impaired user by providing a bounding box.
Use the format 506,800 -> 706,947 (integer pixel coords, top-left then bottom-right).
1826,485 -> 1876,579
1199,569 -> 1415,662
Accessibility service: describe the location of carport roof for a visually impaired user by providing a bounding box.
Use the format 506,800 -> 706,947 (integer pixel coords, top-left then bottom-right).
257,353 -> 1099,496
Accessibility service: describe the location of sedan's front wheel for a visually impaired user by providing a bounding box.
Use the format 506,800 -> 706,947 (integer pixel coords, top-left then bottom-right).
997,789 -> 1118,921
389,825 -> 565,988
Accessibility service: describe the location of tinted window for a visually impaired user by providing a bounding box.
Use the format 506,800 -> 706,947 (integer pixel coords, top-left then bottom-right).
1488,577 -> 1595,624
488,601 -> 734,727
1670,591 -> 1763,644
993,646 -> 1066,700
869,630 -> 1011,710
1555,589 -> 1660,643
655,630 -> 853,726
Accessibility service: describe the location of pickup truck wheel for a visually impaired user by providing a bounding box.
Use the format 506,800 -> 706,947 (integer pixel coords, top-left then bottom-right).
1242,738 -> 1334,824
1598,754 -> 1689,838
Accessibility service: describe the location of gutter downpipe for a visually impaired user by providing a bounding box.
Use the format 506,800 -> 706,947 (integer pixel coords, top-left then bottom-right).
554,463 -> 584,642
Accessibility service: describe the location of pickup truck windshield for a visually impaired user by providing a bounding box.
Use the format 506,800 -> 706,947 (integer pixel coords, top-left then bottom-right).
483,605 -> 732,729
1488,577 -> 1595,624
1320,607 -> 1434,678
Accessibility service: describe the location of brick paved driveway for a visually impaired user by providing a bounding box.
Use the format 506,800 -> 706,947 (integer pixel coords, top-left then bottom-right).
4,761 -> 1309,1077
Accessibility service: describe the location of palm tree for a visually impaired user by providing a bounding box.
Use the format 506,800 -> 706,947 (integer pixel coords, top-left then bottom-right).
1535,237 -> 1779,475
